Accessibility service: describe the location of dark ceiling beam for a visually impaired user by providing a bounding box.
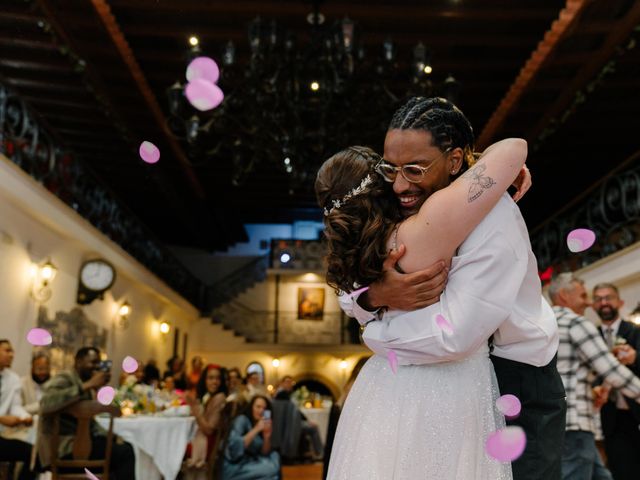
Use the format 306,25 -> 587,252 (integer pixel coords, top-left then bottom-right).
476,0 -> 590,149
0,36 -> 58,51
525,1 -> 640,143
119,25 -> 543,48
88,0 -> 207,201
108,0 -> 560,21
3,77 -> 87,93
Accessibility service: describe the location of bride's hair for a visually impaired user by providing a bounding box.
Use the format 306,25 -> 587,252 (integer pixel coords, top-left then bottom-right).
315,146 -> 401,294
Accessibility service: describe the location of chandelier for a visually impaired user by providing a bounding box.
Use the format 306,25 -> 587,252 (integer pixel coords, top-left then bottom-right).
166,3 -> 461,190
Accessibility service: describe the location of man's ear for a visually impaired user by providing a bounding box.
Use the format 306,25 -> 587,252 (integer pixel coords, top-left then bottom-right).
449,148 -> 464,175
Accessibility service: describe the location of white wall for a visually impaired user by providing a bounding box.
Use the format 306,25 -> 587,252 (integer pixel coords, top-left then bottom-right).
0,155 -> 200,380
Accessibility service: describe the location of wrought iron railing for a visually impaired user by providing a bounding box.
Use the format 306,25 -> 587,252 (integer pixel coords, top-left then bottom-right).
530,156 -> 640,273
0,82 -> 207,309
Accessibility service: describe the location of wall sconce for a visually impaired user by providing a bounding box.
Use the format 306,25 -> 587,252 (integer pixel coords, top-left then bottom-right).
29,258 -> 58,303
117,301 -> 131,329
339,359 -> 348,370
271,358 -> 281,368
159,321 -> 171,334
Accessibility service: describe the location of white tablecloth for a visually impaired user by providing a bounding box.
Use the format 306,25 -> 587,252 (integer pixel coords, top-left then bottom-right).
300,407 -> 331,444
96,415 -> 196,480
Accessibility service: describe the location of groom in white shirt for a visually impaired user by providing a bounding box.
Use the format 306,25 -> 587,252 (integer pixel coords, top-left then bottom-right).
339,97 -> 565,480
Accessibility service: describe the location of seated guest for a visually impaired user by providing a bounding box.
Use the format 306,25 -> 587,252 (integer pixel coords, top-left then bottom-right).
143,358 -> 161,386
274,375 -> 323,460
274,376 -> 295,400
223,395 -> 280,480
164,356 -> 188,391
245,371 -> 268,398
184,363 -> 228,474
21,351 -> 51,415
0,339 -> 36,480
39,347 -> 135,479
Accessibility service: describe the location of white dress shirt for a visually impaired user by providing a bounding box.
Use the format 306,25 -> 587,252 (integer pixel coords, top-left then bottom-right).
0,367 -> 30,432
339,193 -> 559,367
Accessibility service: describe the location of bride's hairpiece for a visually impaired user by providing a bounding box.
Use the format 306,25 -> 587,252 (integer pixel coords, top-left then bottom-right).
323,174 -> 373,216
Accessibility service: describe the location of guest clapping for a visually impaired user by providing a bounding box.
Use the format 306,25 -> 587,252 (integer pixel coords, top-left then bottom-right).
184,364 -> 228,474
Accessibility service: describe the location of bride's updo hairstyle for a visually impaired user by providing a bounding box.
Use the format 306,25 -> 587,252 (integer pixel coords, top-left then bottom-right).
315,146 -> 401,295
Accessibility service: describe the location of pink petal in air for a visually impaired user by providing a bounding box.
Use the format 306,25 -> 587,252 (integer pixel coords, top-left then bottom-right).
122,356 -> 138,374
495,394 -> 522,418
566,228 -> 596,253
85,468 -> 100,480
485,426 -> 527,462
97,386 -> 115,405
186,56 -> 220,84
138,141 -> 160,164
435,314 -> 454,334
387,350 -> 398,374
26,328 -> 52,346
185,79 -> 224,111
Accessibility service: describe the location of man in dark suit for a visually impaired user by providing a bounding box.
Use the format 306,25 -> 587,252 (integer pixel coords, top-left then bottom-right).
593,283 -> 640,480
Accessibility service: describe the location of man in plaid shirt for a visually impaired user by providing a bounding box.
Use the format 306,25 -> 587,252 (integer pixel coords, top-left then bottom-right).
549,273 -> 640,480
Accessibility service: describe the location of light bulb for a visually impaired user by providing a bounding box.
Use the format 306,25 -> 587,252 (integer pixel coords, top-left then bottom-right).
189,36 -> 199,46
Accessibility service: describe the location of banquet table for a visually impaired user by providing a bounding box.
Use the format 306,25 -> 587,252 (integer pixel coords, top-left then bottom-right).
96,414 -> 196,480
300,406 -> 331,444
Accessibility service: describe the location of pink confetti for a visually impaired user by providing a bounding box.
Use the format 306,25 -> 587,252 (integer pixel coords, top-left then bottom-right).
435,314 -> 453,334
348,286 -> 369,298
186,56 -> 220,84
139,141 -> 160,164
495,394 -> 522,418
97,386 -> 115,405
566,228 -> 596,253
26,328 -> 52,346
185,79 -> 224,111
485,426 -> 527,462
122,356 -> 138,374
85,468 -> 99,480
387,350 -> 398,374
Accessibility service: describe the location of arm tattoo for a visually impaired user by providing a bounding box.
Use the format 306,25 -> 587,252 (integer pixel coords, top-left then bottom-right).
461,163 -> 496,202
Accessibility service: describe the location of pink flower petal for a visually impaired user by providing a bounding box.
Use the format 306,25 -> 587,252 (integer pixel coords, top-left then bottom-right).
185,79 -> 224,111
387,350 -> 398,374
139,141 -> 160,164
435,314 -> 453,334
495,394 -> 522,418
27,328 -> 52,346
186,56 -> 220,84
97,386 -> 115,405
85,468 -> 100,480
348,286 -> 369,298
566,228 -> 596,253
486,426 -> 527,462
122,356 -> 138,374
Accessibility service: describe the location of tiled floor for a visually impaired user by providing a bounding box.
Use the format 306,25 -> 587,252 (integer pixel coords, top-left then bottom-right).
282,463 -> 323,480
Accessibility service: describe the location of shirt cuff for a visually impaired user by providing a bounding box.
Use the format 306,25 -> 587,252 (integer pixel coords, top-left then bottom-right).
351,292 -> 381,326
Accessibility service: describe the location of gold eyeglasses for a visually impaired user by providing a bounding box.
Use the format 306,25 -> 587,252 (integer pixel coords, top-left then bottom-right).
375,147 -> 452,183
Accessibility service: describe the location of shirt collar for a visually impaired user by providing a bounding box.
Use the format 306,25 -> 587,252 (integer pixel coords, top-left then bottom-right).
603,317 -> 623,336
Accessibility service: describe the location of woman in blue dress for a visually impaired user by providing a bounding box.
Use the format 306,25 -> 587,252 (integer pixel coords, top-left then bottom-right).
222,394 -> 280,480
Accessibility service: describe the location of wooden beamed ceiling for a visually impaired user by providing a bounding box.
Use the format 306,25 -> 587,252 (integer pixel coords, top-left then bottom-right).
0,0 -> 638,250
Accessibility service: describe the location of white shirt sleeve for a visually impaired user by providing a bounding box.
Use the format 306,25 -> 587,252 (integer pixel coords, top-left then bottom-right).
363,204 -> 528,365
338,291 -> 380,326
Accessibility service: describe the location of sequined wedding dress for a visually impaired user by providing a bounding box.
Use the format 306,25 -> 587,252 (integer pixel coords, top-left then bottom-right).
327,340 -> 512,479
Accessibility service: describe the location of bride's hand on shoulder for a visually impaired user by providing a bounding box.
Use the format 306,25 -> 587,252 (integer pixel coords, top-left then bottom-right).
511,165 -> 531,202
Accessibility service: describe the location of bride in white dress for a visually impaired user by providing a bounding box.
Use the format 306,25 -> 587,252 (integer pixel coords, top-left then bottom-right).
315,107 -> 527,478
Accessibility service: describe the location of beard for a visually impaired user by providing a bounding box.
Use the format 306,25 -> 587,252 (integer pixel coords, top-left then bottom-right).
597,306 -> 619,322
32,373 -> 50,384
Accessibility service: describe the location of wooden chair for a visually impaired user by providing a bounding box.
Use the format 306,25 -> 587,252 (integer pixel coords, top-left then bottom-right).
49,400 -> 116,480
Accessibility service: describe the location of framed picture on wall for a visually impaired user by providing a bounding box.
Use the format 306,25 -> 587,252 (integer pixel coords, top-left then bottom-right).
297,287 -> 325,320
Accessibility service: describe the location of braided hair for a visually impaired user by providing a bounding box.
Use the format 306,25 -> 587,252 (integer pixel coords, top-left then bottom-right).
316,146 -> 401,294
389,97 -> 477,172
